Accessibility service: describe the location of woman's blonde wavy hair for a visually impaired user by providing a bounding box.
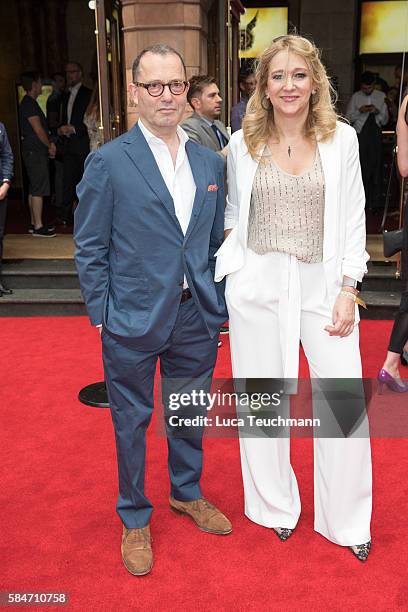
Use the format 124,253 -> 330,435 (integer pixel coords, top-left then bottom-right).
242,35 -> 338,160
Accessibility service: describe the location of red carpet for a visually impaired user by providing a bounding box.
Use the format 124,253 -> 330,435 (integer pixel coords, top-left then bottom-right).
1,318 -> 407,611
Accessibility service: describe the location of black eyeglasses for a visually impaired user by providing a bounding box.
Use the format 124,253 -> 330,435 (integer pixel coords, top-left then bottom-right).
134,80 -> 188,97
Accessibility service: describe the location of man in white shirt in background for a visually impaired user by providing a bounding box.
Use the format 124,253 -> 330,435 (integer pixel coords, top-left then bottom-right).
347,71 -> 388,212
58,62 -> 91,226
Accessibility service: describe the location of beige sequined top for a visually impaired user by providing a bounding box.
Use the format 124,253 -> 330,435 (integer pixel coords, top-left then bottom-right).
247,147 -> 325,263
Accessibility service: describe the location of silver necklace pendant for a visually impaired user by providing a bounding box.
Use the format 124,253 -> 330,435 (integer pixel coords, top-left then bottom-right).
288,145 -> 291,158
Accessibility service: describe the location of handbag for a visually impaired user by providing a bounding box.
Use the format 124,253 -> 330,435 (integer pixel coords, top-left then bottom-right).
383,228 -> 404,258
381,142 -> 404,257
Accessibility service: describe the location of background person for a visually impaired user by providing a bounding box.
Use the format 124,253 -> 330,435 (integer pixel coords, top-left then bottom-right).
230,70 -> 256,133
83,80 -> 103,152
181,75 -> 229,159
346,71 -> 388,212
47,72 -> 66,220
182,74 -> 230,339
385,86 -> 399,129
378,94 -> 408,392
46,72 -> 66,132
215,34 -> 372,562
58,62 -> 91,226
19,71 -> 56,237
0,121 -> 14,295
394,65 -> 407,93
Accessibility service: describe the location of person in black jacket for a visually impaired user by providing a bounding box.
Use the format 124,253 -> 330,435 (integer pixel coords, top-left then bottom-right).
58,62 -> 91,226
47,72 -> 66,215
379,94 -> 408,391
0,122 -> 14,295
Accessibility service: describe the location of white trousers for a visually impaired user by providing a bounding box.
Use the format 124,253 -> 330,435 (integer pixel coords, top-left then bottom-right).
226,249 -> 372,546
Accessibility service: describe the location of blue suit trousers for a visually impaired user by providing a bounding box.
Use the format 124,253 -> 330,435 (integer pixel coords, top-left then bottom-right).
102,297 -> 219,528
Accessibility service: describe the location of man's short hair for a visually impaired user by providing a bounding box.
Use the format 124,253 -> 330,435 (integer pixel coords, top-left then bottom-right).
66,61 -> 83,74
51,72 -> 65,81
132,44 -> 186,82
238,70 -> 254,85
361,71 -> 375,86
187,75 -> 216,109
20,71 -> 41,92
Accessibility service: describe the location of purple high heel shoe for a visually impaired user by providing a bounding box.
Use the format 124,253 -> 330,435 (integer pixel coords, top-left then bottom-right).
377,369 -> 408,394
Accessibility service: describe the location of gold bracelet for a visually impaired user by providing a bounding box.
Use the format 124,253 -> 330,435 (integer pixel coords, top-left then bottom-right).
340,290 -> 367,309
341,285 -> 359,294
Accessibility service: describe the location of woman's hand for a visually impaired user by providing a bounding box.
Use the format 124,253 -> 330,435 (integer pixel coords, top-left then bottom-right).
324,292 -> 356,337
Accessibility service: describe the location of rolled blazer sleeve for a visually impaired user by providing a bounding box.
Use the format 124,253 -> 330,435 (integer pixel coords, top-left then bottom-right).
341,128 -> 369,282
224,135 -> 239,230
74,151 -> 114,325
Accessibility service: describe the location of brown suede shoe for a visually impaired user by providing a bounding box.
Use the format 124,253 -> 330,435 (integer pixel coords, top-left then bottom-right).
169,497 -> 232,535
121,525 -> 153,576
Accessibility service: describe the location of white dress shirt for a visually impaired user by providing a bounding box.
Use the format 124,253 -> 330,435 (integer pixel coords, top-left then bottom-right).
138,118 -> 196,287
67,81 -> 82,124
346,89 -> 388,134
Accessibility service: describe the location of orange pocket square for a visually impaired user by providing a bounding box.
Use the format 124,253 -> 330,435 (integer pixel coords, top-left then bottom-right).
207,184 -> 219,192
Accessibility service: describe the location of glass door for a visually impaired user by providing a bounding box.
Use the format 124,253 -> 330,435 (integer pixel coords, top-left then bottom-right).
93,0 -> 125,143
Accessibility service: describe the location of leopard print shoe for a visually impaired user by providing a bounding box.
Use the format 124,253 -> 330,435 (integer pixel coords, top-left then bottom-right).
349,541 -> 371,562
273,527 -> 294,542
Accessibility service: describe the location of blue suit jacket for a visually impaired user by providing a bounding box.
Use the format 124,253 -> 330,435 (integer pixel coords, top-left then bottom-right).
74,123 -> 227,351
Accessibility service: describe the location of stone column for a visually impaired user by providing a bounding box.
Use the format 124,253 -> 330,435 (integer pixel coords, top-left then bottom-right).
120,0 -> 212,128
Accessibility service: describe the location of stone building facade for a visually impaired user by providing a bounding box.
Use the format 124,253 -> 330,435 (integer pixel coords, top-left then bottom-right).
0,0 -> 365,188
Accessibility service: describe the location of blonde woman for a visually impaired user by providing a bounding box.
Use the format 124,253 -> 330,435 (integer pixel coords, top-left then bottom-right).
83,81 -> 103,152
215,35 -> 372,561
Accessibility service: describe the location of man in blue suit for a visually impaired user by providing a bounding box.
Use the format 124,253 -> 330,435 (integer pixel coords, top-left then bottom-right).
74,44 -> 231,576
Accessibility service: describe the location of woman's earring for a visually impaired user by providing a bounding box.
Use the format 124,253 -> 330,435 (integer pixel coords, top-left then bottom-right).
261,95 -> 272,111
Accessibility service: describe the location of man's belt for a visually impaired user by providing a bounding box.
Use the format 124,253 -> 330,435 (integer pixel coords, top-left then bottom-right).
180,288 -> 192,303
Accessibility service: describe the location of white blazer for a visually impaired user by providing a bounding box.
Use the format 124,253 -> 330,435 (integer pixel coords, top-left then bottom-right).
215,121 -> 369,320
